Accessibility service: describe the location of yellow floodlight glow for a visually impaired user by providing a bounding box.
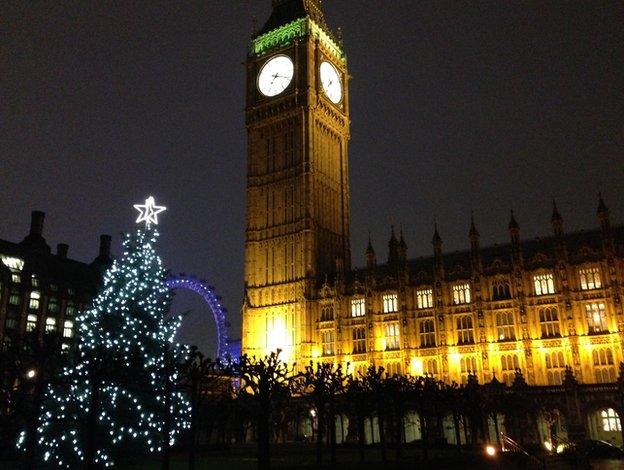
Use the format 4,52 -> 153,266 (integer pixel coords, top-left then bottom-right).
410,357 -> 423,376
267,316 -> 290,362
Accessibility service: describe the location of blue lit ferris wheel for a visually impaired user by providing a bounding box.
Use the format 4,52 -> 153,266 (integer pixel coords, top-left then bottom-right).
165,275 -> 238,360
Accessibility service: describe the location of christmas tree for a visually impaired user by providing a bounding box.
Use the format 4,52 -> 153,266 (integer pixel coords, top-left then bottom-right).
19,197 -> 191,468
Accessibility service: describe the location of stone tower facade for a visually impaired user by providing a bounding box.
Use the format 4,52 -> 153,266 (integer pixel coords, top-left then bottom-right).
242,0 -> 351,363
241,2 -> 624,390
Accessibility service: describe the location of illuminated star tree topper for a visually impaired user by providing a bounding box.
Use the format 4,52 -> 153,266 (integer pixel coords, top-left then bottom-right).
22,196 -> 190,468
134,196 -> 167,227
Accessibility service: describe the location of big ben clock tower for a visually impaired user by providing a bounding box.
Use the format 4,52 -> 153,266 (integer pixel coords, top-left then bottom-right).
242,0 -> 351,363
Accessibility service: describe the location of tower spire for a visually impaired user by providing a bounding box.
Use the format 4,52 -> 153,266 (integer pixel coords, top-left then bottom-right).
261,0 -> 330,36
551,200 -> 564,238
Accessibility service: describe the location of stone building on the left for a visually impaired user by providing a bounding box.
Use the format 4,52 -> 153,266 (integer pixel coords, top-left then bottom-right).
0,210 -> 112,347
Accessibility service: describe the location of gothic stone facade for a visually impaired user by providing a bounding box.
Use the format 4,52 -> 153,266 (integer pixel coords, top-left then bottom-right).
241,1 -> 624,390
313,206 -> 624,387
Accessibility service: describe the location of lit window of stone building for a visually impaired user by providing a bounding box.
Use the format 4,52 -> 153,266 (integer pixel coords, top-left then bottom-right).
545,351 -> 566,385
593,348 -> 616,383
382,293 -> 398,313
456,315 -> 474,344
385,323 -> 400,350
539,307 -> 560,338
419,319 -> 436,347
416,288 -> 433,309
351,298 -> 365,317
452,283 -> 471,305
579,267 -> 602,290
500,354 -> 519,385
352,327 -> 366,354
534,273 -> 555,295
585,302 -> 608,333
321,330 -> 334,356
495,311 -> 515,341
460,356 -> 477,384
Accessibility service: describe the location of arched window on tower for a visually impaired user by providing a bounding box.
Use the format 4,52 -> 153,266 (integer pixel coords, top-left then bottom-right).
492,280 -> 511,300
593,347 -> 616,383
320,305 -> 334,321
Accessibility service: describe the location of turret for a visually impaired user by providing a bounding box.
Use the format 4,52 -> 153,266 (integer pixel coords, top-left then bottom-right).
387,225 -> 399,266
469,214 -> 480,251
551,201 -> 567,260
365,234 -> 376,270
398,229 -> 407,266
469,214 -> 481,272
597,193 -> 614,254
597,193 -> 611,234
432,223 -> 444,276
508,210 -> 522,264
551,200 -> 564,238
508,210 -> 520,246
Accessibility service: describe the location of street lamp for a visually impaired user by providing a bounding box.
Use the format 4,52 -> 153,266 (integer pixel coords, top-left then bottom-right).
26,369 -> 36,379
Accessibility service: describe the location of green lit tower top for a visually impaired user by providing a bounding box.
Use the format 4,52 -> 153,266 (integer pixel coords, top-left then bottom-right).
251,0 -> 344,59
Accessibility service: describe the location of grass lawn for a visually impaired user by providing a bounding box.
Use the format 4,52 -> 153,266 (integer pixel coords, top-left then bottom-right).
117,443 -> 499,470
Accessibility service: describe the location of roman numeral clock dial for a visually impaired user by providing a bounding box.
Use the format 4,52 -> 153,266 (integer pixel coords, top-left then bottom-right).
257,55 -> 294,97
320,61 -> 342,104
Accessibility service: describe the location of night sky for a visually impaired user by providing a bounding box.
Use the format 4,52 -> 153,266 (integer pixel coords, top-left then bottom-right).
2,1 -> 623,356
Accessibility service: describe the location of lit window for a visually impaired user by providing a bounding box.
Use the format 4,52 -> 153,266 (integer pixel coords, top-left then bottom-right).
460,356 -> 477,385
424,358 -> 438,377
385,322 -> 400,350
579,267 -> 602,290
500,354 -> 520,386
492,280 -> 511,300
63,320 -> 74,338
9,291 -> 21,306
452,284 -> 471,305
496,311 -> 515,341
5,317 -> 18,330
534,273 -> 555,296
320,305 -> 334,321
31,275 -> 39,287
385,362 -> 401,376
321,330 -> 334,356
45,317 -> 56,332
352,327 -> 366,354
419,319 -> 436,347
601,409 -> 621,432
351,298 -> 365,317
539,307 -> 560,338
383,293 -> 398,313
545,351 -> 565,385
29,291 -> 41,309
593,348 -> 616,383
416,289 -> 433,309
1,256 -> 24,271
65,302 -> 76,317
456,315 -> 474,344
11,273 -> 21,284
47,297 -> 59,313
585,302 -> 608,334
26,314 -> 38,332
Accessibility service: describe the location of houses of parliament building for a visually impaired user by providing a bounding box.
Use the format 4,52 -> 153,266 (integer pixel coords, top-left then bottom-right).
241,0 -> 624,388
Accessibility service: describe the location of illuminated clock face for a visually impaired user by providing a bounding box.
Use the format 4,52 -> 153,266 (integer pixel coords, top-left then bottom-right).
320,61 -> 342,104
257,55 -> 294,97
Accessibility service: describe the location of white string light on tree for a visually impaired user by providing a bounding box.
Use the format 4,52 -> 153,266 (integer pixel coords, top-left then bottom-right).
18,197 -> 191,468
